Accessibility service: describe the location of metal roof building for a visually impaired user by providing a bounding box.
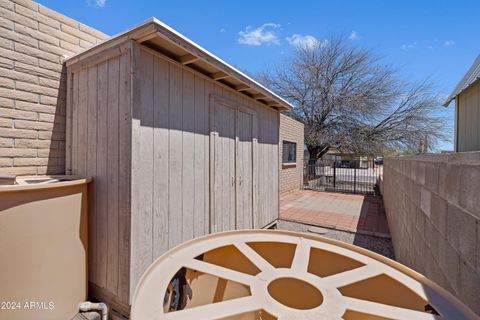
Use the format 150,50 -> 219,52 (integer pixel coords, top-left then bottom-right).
444,55 -> 480,152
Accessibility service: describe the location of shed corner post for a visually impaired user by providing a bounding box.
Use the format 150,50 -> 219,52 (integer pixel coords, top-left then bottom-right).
65,68 -> 73,175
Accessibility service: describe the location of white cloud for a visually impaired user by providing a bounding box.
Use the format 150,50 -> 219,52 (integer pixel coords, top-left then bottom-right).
238,23 -> 280,46
286,34 -> 326,49
401,42 -> 416,51
444,40 -> 455,46
349,30 -> 358,40
87,0 -> 106,7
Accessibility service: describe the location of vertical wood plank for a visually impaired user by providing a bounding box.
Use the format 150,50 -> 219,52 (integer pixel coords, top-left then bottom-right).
168,63 -> 183,247
152,56 -> 170,258
228,95 -> 236,231
204,80 -> 212,235
71,73 -> 79,174
235,109 -> 242,229
65,70 -> 72,174
77,69 -> 88,176
182,70 -> 195,242
130,46 -> 154,292
237,110 -> 254,229
86,66 -> 98,285
96,60 -> 109,289
272,111 -> 279,224
106,57 -> 120,294
117,49 -> 131,304
194,75 -> 205,238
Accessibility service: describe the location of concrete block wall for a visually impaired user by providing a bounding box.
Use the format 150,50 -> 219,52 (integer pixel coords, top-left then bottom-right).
382,152 -> 480,314
279,114 -> 304,195
0,0 -> 108,175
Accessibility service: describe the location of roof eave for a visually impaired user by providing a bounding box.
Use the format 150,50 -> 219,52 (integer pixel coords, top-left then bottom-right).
65,18 -> 293,111
443,55 -> 480,108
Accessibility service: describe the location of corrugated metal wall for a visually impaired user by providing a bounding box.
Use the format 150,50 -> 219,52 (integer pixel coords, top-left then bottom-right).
457,80 -> 480,152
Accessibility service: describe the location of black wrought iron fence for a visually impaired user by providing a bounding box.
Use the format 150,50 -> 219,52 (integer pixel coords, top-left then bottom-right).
303,158 -> 381,195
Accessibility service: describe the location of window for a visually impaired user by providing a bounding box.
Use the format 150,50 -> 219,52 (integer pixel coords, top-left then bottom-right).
282,141 -> 297,163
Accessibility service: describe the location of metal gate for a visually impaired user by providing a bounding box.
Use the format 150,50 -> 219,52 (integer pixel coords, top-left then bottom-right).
303,158 -> 381,195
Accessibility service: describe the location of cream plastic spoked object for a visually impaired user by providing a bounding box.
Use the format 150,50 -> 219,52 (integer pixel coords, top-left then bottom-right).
131,230 -> 478,320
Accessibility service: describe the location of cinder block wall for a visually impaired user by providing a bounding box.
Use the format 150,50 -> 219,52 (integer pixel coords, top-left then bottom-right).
0,0 -> 108,175
279,114 -> 304,195
382,152 -> 480,314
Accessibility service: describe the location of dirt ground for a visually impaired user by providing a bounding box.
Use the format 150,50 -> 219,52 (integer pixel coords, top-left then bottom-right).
276,219 -> 395,260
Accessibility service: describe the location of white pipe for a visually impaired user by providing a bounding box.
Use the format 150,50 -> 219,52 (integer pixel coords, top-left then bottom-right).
78,301 -> 108,320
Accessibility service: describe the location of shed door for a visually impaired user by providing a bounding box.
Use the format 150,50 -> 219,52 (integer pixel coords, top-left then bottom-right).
210,99 -> 256,232
236,109 -> 254,229
211,101 -> 237,232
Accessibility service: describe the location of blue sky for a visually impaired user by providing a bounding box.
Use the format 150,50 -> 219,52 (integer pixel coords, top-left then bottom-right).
38,0 -> 480,150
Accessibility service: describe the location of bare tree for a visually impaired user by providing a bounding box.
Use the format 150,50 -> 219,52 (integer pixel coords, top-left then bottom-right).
261,36 -> 448,159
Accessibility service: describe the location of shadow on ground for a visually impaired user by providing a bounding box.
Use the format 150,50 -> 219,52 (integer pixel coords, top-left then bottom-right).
277,219 -> 395,260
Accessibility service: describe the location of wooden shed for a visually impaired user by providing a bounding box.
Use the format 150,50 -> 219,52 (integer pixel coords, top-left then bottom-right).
64,18 -> 292,316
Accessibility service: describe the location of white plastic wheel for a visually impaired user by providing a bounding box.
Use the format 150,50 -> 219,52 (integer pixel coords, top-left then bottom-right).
131,230 -> 478,320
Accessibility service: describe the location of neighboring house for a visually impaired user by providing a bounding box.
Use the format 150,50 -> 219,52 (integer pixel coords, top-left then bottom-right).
279,114 -> 304,195
321,149 -> 373,169
444,54 -> 480,152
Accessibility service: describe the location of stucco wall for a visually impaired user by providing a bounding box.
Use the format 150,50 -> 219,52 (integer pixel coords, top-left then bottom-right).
382,152 -> 480,314
279,114 -> 304,195
0,0 -> 108,175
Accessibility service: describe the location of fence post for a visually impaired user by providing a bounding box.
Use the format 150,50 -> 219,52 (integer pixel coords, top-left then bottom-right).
333,161 -> 336,189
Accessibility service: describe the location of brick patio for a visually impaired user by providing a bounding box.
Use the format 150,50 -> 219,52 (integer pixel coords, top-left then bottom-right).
280,190 -> 390,237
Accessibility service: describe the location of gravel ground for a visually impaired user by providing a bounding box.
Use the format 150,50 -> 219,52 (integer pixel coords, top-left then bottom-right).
277,219 -> 395,260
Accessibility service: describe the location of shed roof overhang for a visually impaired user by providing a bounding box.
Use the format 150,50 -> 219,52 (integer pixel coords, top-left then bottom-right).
65,18 -> 293,111
443,54 -> 480,107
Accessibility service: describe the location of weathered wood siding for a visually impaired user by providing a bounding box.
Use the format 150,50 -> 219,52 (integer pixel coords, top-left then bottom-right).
67,42 -> 279,308
457,79 -> 480,152
67,49 -> 132,305
130,44 -> 279,296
